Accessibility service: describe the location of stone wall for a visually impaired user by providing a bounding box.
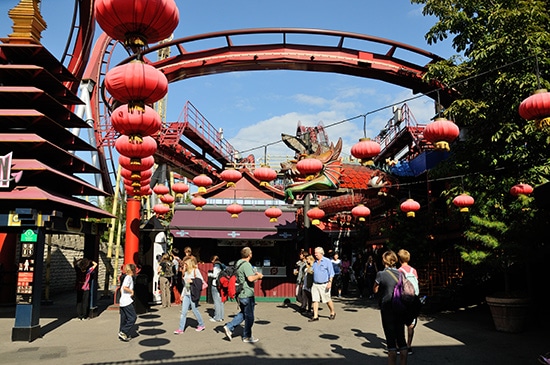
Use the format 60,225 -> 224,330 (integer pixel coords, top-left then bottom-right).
41,234 -> 121,298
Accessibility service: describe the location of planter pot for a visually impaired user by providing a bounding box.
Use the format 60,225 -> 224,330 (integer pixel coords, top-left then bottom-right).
485,296 -> 531,333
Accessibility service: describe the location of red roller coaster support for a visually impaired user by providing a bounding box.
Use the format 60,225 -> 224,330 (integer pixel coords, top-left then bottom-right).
124,198 -> 141,265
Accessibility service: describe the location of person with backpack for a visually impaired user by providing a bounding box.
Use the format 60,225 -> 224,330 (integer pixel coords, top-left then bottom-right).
373,250 -> 408,365
398,249 -> 420,356
158,253 -> 174,308
208,255 -> 225,322
223,247 -> 263,343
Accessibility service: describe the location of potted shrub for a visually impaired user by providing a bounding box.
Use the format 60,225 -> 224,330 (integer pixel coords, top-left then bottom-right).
457,189 -> 543,332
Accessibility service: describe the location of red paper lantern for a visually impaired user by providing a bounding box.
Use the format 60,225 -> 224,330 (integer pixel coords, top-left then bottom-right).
95,0 -> 179,48
423,118 -> 460,152
220,168 -> 242,188
351,138 -> 381,166
453,194 -> 475,212
121,167 -> 153,181
351,204 -> 371,222
115,135 -> 157,162
153,204 -> 171,215
193,174 -> 212,194
307,207 -> 325,226
153,184 -> 170,196
159,194 -> 175,204
510,183 -> 534,197
296,158 -> 323,180
119,155 -> 155,171
105,61 -> 168,112
172,182 -> 189,198
125,184 -> 152,198
226,203 -> 243,218
519,89 -> 550,128
400,198 -> 420,218
191,196 -> 207,210
253,166 -> 277,187
110,105 -> 162,138
264,207 -> 283,222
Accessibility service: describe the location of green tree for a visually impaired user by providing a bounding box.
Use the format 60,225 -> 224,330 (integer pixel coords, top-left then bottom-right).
411,0 -> 550,296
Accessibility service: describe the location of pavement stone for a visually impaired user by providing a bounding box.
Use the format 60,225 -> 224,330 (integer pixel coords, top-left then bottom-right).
0,292 -> 547,365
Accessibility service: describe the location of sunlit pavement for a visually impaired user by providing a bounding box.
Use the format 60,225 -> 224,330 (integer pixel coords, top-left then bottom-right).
0,293 -> 546,365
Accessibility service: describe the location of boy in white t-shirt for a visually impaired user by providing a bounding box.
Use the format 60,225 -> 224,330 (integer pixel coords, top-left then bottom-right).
119,264 -> 137,342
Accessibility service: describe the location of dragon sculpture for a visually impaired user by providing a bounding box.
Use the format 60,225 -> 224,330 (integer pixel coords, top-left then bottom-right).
280,128 -> 398,217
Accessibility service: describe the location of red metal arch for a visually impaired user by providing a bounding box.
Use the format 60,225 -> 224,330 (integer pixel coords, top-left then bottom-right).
131,28 -> 454,105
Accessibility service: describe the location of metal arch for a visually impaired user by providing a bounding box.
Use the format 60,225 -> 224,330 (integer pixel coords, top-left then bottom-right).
123,28 -> 456,106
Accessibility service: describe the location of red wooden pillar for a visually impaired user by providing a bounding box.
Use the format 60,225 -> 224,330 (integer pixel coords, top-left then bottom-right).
124,198 -> 141,265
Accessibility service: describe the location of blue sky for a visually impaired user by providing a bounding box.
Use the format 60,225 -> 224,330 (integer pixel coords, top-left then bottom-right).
1,1 -> 457,167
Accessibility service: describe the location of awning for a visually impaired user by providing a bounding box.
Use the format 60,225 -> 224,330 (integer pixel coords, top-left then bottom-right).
170,207 -> 297,240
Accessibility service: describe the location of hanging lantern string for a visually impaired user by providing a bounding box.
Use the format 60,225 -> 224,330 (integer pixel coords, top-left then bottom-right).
362,115 -> 367,138
236,53 -> 539,156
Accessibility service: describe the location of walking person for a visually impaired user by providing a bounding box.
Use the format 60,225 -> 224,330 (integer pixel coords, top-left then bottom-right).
398,249 -> 420,355
118,263 -> 137,342
74,258 -> 97,320
158,253 -> 174,308
208,255 -> 225,322
331,252 -> 342,297
174,256 -> 206,334
223,247 -> 263,343
365,254 -> 379,299
170,248 -> 183,305
308,246 -> 336,322
301,254 -> 314,314
293,249 -> 307,310
373,250 -> 408,365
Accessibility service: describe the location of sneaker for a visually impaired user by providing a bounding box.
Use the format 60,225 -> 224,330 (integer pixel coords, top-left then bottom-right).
408,347 -> 413,355
223,325 -> 232,341
195,325 -> 205,332
209,318 -> 218,322
118,332 -> 129,341
173,329 -> 184,335
242,337 -> 259,343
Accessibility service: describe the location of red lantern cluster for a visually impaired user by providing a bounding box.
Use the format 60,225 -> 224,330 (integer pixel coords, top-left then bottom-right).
519,89 -> 550,129
453,194 -> 475,212
400,198 -> 420,218
95,0 -> 180,200
423,118 -> 460,152
265,206 -> 283,222
351,138 -> 381,166
95,0 -> 179,49
351,204 -> 371,222
307,207 -> 325,225
296,158 -> 323,180
510,183 -> 533,197
254,166 -> 277,187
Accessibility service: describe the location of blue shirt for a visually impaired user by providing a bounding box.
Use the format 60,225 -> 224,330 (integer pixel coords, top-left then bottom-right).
312,256 -> 335,284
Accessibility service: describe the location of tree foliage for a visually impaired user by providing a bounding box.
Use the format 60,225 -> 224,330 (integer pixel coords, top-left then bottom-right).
411,0 -> 550,293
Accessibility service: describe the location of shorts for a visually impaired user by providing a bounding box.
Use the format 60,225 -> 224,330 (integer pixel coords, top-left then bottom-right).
311,283 -> 332,303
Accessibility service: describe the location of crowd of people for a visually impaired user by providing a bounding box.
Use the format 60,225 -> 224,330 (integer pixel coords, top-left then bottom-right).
85,244 -> 420,364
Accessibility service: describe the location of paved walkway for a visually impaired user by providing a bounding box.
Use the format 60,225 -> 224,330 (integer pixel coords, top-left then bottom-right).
0,293 -> 547,365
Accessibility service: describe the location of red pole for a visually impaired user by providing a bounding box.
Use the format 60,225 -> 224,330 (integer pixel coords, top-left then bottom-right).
124,197 -> 141,265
